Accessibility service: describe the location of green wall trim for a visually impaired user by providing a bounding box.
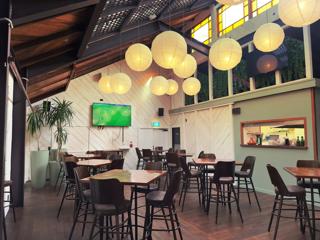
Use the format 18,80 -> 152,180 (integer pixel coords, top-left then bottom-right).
170,78 -> 319,114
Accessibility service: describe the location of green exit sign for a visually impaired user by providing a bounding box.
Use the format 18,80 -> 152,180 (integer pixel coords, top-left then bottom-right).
152,122 -> 160,127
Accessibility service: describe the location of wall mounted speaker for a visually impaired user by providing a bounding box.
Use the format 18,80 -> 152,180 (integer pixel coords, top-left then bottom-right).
232,107 -> 241,115
158,108 -> 164,117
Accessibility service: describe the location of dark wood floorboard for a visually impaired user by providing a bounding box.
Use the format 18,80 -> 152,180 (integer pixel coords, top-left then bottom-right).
5,184 -> 311,240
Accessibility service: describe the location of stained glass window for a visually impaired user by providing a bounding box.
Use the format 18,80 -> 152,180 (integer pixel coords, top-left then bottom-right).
252,0 -> 279,17
191,17 -> 212,45
218,1 -> 249,36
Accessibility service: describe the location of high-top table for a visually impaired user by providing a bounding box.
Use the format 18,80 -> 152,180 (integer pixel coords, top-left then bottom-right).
77,159 -> 112,174
193,158 -> 243,209
284,166 -> 320,240
82,169 -> 167,240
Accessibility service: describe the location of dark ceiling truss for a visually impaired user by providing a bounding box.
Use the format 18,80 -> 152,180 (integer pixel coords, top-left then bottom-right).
11,0 -> 214,102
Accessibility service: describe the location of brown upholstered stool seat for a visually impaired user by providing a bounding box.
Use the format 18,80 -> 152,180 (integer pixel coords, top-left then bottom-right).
276,185 -> 306,197
219,177 -> 234,184
146,191 -> 166,206
235,170 -> 250,178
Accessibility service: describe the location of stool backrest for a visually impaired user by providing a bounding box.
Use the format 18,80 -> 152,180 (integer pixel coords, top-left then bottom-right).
179,156 -> 191,177
142,149 -> 153,158
166,152 -> 181,169
266,164 -> 289,195
198,151 -> 205,158
297,160 -> 320,168
212,161 -> 235,183
135,147 -> 143,159
110,159 -> 124,170
164,170 -> 183,204
63,161 -> 78,180
90,178 -> 125,210
74,166 -> 90,202
240,156 -> 256,177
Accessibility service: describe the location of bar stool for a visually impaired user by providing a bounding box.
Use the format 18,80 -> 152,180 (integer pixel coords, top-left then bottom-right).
266,164 -> 312,240
69,166 -> 92,240
135,148 -> 148,170
143,170 -> 183,240
89,178 -> 133,240
130,162 -> 170,233
57,160 -> 78,219
206,161 -> 243,224
165,153 -> 181,188
179,157 -> 202,211
236,156 -> 261,211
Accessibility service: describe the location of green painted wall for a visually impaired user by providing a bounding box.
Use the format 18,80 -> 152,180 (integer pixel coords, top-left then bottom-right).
233,89 -> 315,194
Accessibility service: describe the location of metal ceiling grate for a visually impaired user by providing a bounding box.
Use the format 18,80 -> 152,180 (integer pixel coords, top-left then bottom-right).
127,0 -> 169,25
103,0 -> 137,8
164,0 -> 197,14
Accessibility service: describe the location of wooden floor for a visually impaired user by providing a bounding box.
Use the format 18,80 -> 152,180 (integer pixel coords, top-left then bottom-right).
5,184 -> 311,240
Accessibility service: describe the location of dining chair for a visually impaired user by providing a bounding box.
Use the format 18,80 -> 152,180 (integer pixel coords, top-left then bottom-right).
296,160 -> 320,195
89,178 -> 133,240
57,160 -> 78,219
207,161 -> 243,224
135,147 -> 145,169
109,158 -> 124,170
143,170 -> 183,240
69,166 -> 91,239
236,156 -> 261,211
165,152 -> 181,187
266,164 -> 312,240
179,156 -> 202,211
142,149 -> 153,162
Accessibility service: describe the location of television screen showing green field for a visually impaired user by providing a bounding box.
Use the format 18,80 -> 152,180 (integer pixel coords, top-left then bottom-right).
92,103 -> 131,127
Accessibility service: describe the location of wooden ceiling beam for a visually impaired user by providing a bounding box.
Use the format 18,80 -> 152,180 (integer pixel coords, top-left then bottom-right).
30,86 -> 67,103
12,0 -> 99,26
14,29 -> 82,62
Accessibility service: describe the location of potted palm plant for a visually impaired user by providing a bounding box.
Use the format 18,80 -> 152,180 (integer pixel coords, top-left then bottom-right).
47,98 -> 74,186
47,98 -> 74,151
27,98 -> 74,188
27,105 -> 50,189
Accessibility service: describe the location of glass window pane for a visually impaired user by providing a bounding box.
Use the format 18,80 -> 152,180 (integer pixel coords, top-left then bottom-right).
191,17 -> 212,45
185,94 -> 194,106
255,72 -> 275,89
213,70 -> 228,98
233,59 -> 250,94
280,36 -> 305,83
222,4 -> 244,30
197,62 -> 209,103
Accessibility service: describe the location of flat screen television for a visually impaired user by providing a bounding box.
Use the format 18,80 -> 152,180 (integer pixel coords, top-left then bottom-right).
92,103 -> 132,127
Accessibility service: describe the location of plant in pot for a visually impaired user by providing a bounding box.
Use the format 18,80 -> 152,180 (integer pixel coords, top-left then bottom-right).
27,98 -> 74,189
27,105 -> 50,189
47,98 -> 74,187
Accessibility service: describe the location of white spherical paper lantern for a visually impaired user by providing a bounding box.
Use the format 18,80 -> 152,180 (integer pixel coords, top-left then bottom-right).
217,0 -> 244,5
98,75 -> 113,94
279,0 -> 320,27
151,31 -> 187,69
173,54 -> 197,78
209,38 -> 242,71
253,23 -> 285,52
125,43 -> 152,72
110,73 -> 132,95
166,79 -> 179,95
150,76 -> 169,96
182,77 -> 201,96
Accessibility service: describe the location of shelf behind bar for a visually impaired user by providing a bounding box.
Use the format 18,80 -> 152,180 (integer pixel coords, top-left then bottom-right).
240,144 -> 308,150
